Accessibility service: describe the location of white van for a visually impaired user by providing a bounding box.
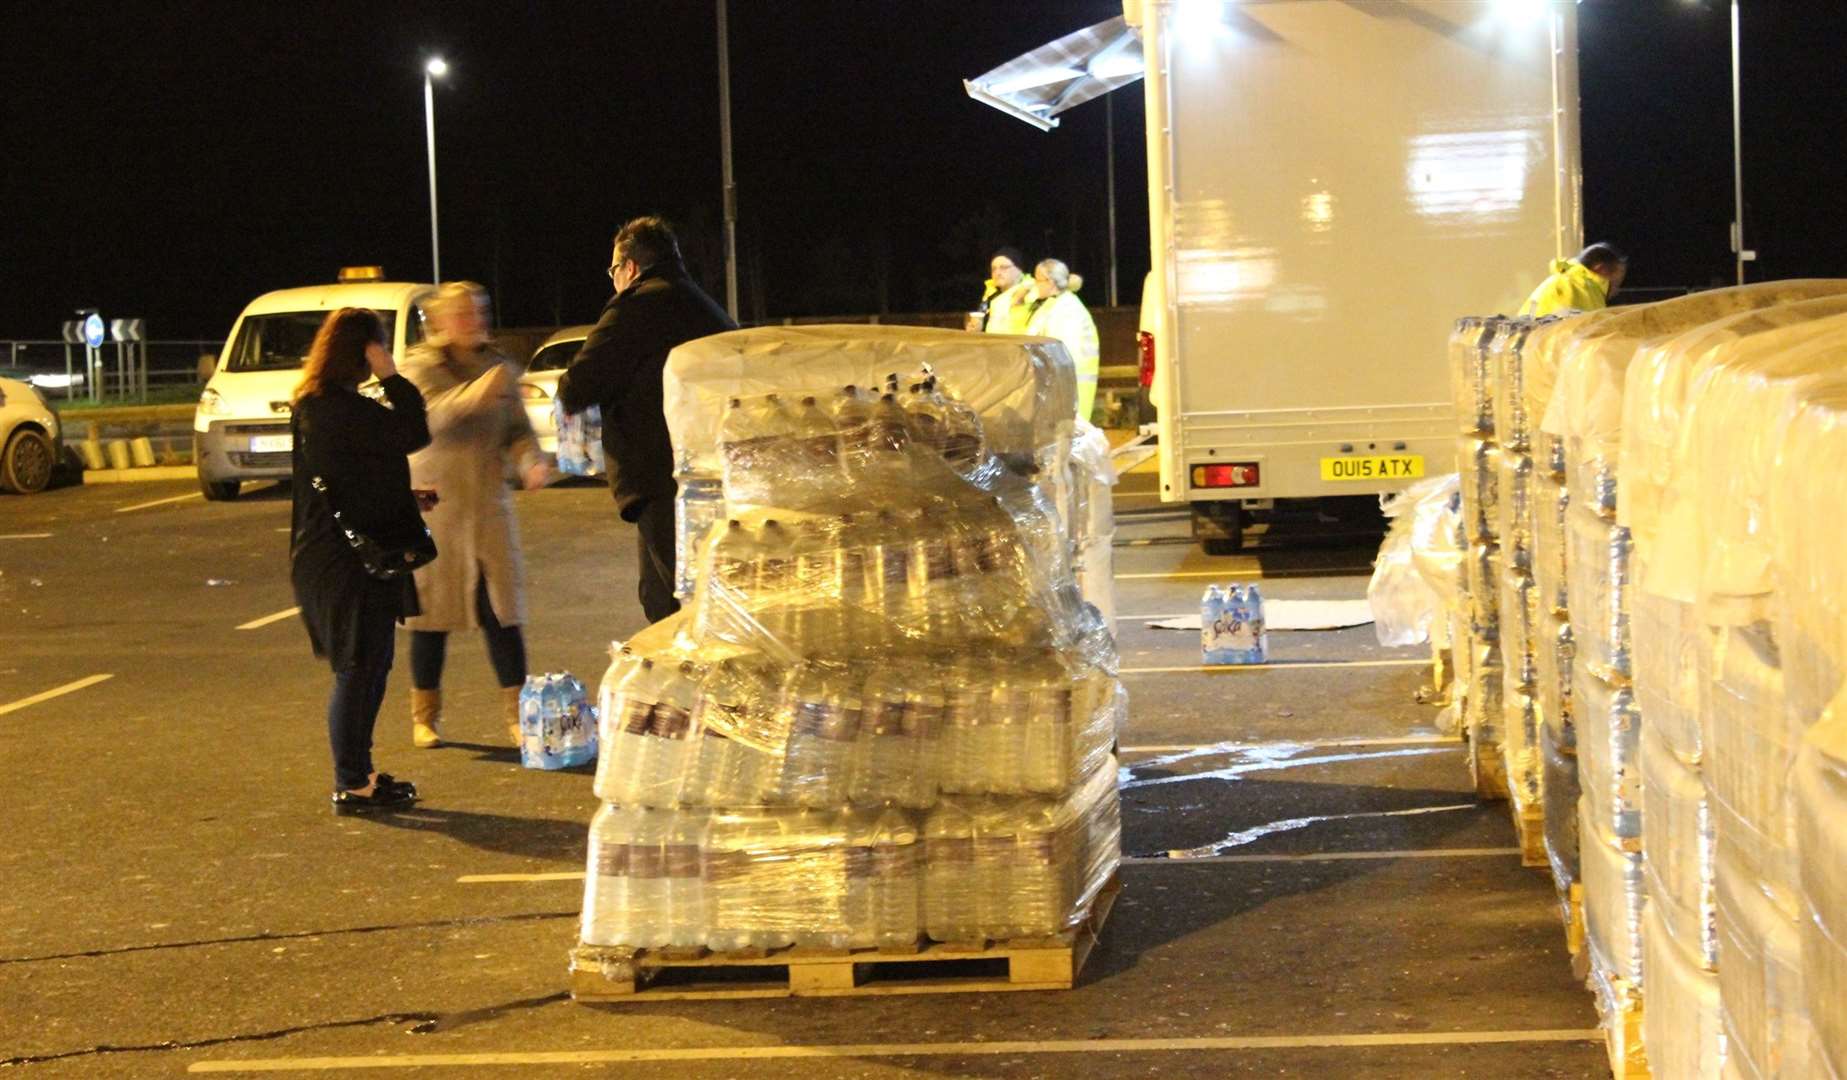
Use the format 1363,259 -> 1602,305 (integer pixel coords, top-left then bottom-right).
193,270 -> 434,500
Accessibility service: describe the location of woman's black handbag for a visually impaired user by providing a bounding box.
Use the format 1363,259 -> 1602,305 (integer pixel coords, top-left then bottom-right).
309,474 -> 437,580
297,415 -> 437,581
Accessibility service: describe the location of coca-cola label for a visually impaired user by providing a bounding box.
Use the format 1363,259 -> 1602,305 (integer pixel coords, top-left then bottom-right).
650,703 -> 692,739
662,843 -> 701,878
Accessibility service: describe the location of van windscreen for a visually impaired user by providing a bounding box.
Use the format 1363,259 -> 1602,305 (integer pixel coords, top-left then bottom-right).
224,311 -> 397,371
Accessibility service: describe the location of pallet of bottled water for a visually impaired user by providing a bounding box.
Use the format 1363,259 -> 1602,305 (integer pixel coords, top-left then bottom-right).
572,348 -> 1123,998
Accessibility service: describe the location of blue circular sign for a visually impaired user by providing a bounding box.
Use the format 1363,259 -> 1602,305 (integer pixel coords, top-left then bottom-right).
82,313 -> 105,348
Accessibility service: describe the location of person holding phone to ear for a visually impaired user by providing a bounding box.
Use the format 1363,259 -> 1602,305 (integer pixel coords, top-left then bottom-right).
289,307 -> 432,815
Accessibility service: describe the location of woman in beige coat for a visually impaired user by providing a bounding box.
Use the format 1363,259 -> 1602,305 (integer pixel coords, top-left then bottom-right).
400,282 -> 554,748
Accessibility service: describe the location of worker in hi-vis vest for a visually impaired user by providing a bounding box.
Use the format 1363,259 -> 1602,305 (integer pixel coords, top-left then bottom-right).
976,246 -> 1035,335
1023,258 -> 1101,422
1519,242 -> 1629,317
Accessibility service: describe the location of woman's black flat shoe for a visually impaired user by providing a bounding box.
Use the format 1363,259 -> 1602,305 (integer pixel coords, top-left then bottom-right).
331,778 -> 418,816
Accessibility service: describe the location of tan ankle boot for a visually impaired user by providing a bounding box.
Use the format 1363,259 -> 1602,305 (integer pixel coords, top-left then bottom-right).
502,685 -> 523,748
411,688 -> 444,749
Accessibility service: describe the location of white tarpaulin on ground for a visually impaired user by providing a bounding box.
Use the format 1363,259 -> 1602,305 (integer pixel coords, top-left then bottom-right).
1147,600 -> 1375,632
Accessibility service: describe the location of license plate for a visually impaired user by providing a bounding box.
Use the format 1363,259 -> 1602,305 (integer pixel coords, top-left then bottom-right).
249,434 -> 293,453
1320,454 -> 1423,482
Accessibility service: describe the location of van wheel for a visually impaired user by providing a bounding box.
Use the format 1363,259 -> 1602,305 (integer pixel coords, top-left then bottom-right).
200,477 -> 240,501
0,428 -> 55,493
1192,502 -> 1245,555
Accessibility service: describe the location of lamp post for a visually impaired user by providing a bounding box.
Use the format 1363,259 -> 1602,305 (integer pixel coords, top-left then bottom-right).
1729,1 -> 1749,285
424,56 -> 448,284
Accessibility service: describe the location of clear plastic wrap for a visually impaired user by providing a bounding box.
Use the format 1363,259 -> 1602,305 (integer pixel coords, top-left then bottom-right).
1616,287 -> 1847,560
1535,610 -> 1576,751
1499,565 -> 1538,690
1566,503 -> 1634,683
1495,450 -> 1535,575
1465,541 -> 1501,643
1533,467 -> 1571,617
581,763 -> 1121,951
1540,720 -> 1580,891
1465,645 -> 1505,757
1520,314 -> 1610,470
1449,316 -> 1499,437
1794,703 -> 1847,1078
1706,625 -> 1799,913
1493,318 -> 1550,453
1575,664 -> 1642,848
1717,847 -> 1814,1080
1500,685 -> 1541,809
1067,424 -> 1119,629
1641,724 -> 1718,969
1631,565 -> 1709,764
1369,475 -> 1460,647
1643,901 -> 1727,1080
1457,437 -> 1499,544
1541,285 -> 1847,529
1580,800 -> 1646,985
580,330 -> 1120,955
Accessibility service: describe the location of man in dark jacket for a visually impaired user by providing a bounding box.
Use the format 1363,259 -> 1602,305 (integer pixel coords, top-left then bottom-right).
558,216 -> 737,623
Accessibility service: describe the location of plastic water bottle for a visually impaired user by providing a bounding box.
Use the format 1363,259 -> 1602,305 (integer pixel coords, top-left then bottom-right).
698,519 -> 758,644
938,382 -> 987,475
1199,585 -> 1226,663
753,519 -> 796,642
843,808 -> 879,950
672,474 -> 723,602
864,509 -> 913,632
909,511 -> 958,645
596,657 -> 663,803
776,660 -> 859,807
555,673 -> 598,768
828,385 -> 875,467
1009,796 -> 1075,939
793,394 -> 844,481
581,803 -> 634,946
970,800 -> 1013,939
793,808 -> 853,951
748,811 -> 798,950
705,659 -> 777,806
702,809 -> 751,952
924,799 -> 977,942
624,807 -> 670,947
986,663 -> 1032,795
1246,584 -> 1270,663
942,657 -> 991,794
632,661 -> 699,807
1023,652 -> 1075,795
790,519 -> 845,651
850,663 -> 933,807
869,804 -> 922,949
718,395 -> 769,504
663,808 -> 708,948
903,382 -> 948,455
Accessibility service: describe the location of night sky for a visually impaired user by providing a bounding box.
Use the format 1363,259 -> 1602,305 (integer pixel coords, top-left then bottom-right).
3,1 -> 1844,344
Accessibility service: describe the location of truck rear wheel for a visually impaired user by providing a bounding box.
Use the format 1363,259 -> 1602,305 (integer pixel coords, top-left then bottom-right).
1192,502 -> 1245,556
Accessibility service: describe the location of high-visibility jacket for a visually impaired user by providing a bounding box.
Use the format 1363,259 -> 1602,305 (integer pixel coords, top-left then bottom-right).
1519,258 -> 1611,317
1024,290 -> 1101,421
982,280 -> 1034,335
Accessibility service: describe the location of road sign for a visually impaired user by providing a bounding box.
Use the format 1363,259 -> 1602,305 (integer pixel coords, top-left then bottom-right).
61,321 -> 83,345
82,313 -> 105,348
110,318 -> 145,343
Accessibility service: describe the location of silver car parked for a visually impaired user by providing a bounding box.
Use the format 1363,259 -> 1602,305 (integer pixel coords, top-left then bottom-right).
517,325 -> 596,472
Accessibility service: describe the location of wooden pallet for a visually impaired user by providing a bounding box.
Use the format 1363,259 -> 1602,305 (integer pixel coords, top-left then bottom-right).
1468,729 -> 1510,802
1507,791 -> 1548,869
570,874 -> 1120,1002
1597,975 -> 1650,1080
1562,882 -> 1586,959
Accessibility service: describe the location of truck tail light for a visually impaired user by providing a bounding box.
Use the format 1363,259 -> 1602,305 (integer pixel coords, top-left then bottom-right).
1191,463 -> 1261,489
1137,330 -> 1156,388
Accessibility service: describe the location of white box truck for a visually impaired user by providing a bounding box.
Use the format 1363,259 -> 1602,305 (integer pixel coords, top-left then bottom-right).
967,1 -> 1581,552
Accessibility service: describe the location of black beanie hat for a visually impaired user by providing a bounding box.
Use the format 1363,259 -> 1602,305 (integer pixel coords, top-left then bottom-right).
990,246 -> 1028,274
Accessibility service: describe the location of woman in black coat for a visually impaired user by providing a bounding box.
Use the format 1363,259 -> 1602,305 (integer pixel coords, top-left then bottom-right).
289,307 -> 435,814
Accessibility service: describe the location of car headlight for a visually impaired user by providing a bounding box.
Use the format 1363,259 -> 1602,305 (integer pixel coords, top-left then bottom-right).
519,382 -> 551,401
198,387 -> 233,417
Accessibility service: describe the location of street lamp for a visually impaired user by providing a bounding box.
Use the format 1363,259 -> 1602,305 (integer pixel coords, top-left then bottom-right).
423,56 -> 448,284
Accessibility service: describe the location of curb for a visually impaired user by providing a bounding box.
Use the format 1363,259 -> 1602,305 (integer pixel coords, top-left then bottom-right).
80,465 -> 197,485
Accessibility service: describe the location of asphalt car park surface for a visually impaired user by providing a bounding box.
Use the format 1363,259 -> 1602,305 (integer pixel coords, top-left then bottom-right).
0,474 -> 1603,1078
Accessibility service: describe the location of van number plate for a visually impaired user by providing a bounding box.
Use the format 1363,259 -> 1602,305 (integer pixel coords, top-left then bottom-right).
249,434 -> 293,453
1320,454 -> 1423,482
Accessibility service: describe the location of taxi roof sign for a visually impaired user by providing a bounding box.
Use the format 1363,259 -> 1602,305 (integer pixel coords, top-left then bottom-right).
337,266 -> 386,283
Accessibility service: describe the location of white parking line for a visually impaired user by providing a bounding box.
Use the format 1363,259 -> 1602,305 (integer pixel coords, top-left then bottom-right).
115,492 -> 203,513
1120,659 -> 1427,674
457,870 -> 585,884
0,532 -> 52,540
1119,735 -> 1451,753
0,674 -> 114,718
236,607 -> 300,631
1124,847 -> 1522,865
187,1029 -> 1601,1072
